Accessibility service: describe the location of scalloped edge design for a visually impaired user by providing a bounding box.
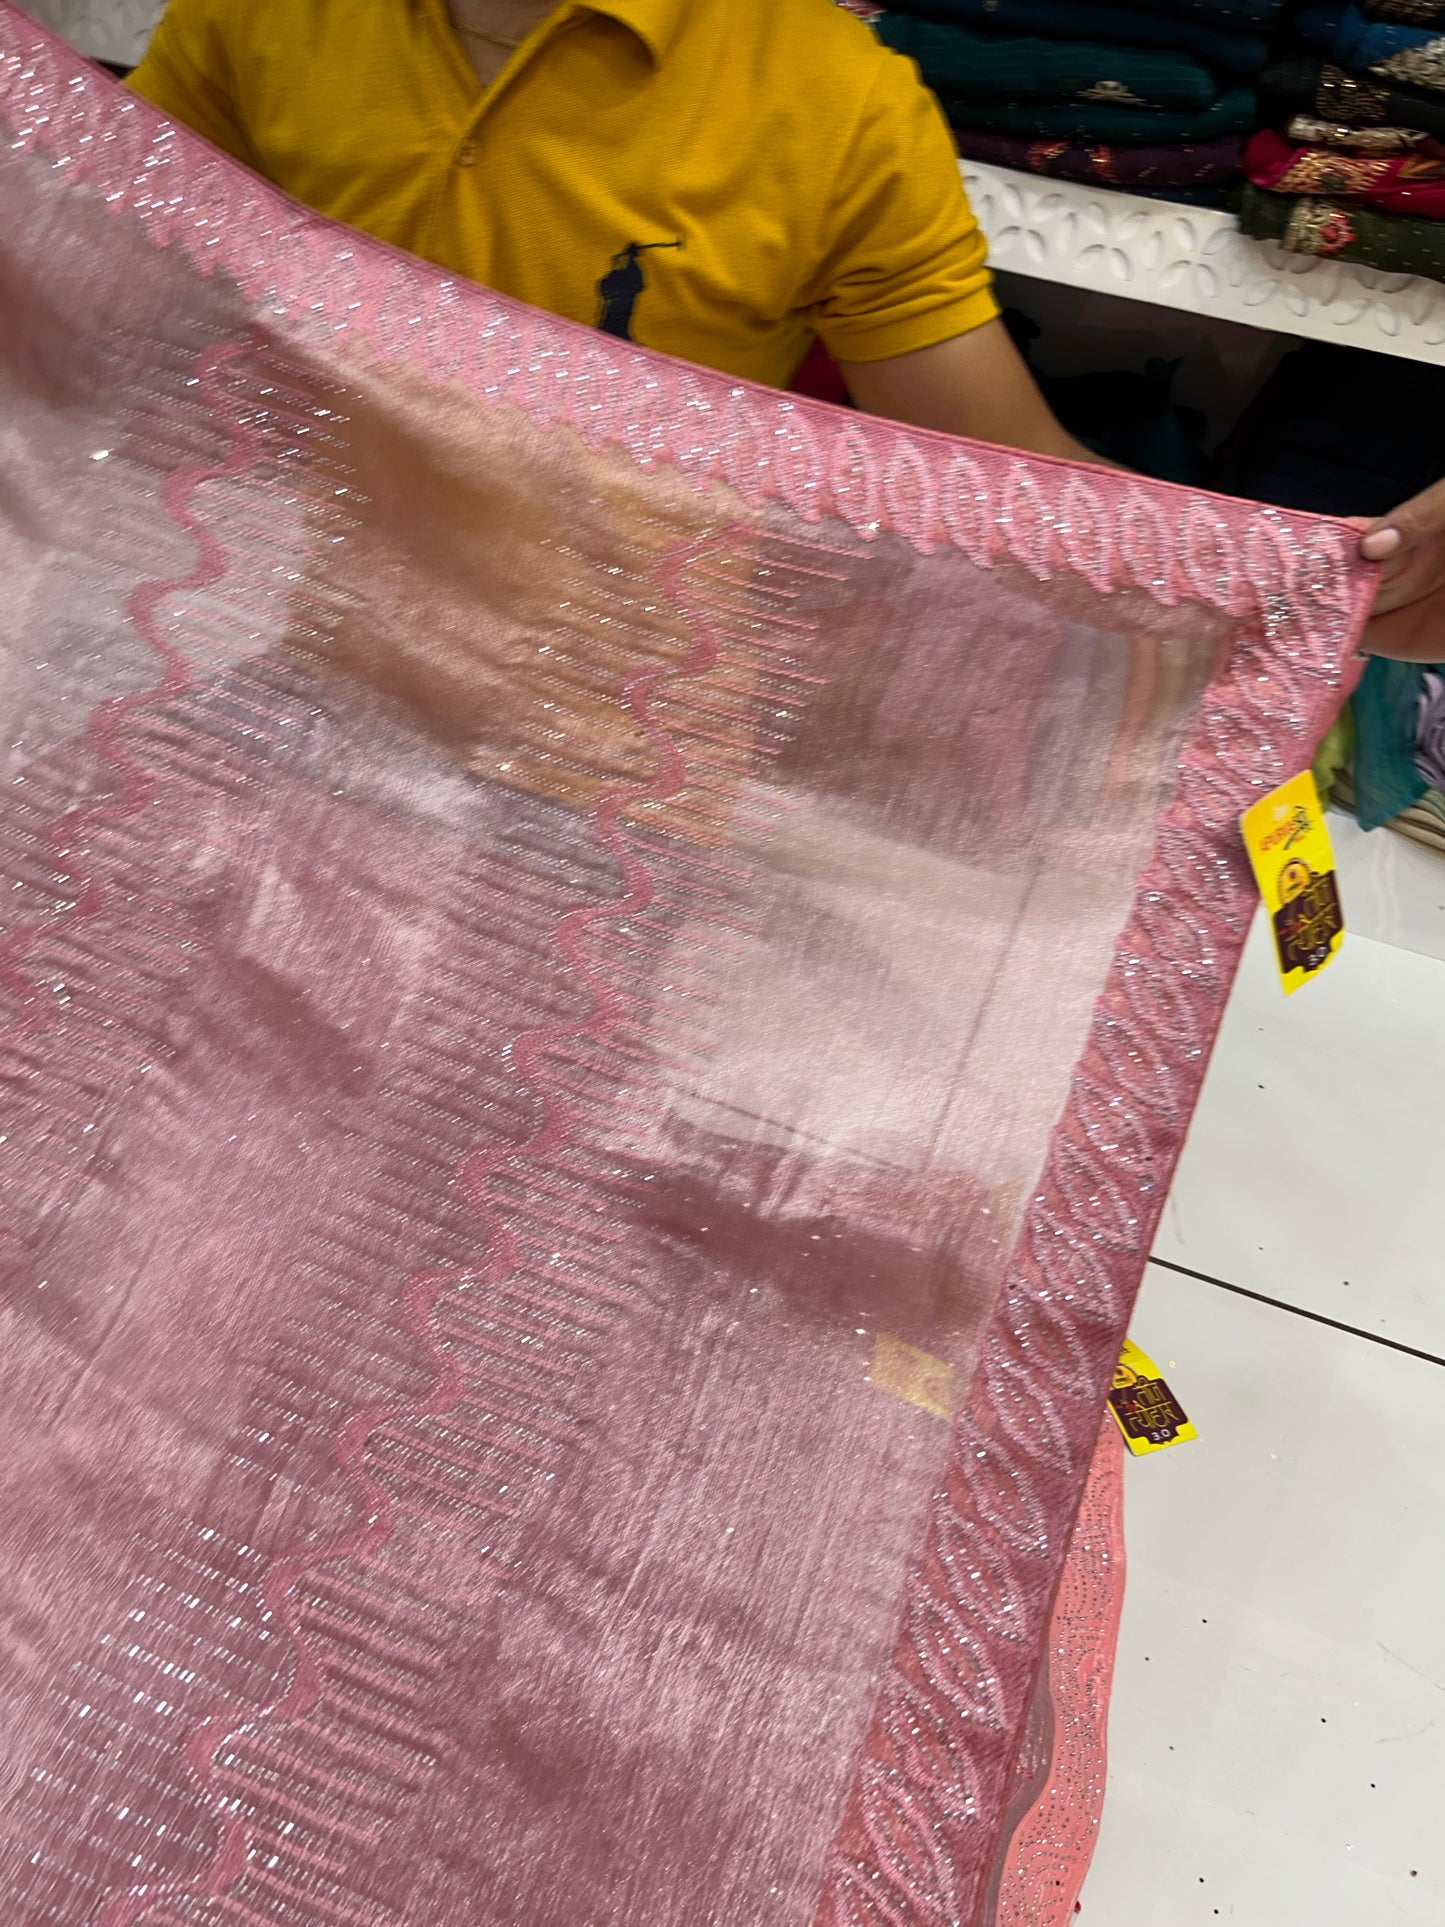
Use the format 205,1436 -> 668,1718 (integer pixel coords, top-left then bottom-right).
0,19 -> 1368,627
994,1421 -> 1125,1927
0,19 -> 1378,1926
814,446 -> 1368,1927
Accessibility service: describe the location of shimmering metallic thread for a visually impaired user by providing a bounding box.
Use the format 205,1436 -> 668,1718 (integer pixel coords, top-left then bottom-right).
0,18 -> 1374,1927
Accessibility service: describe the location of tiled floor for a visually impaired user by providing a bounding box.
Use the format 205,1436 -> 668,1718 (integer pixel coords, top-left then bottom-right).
1080,835 -> 1445,1924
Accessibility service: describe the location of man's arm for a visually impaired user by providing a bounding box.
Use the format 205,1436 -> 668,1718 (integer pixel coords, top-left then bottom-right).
809,37 -> 1105,467
839,320 -> 1104,465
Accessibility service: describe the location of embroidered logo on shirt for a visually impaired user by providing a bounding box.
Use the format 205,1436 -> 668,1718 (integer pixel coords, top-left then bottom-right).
596,239 -> 682,342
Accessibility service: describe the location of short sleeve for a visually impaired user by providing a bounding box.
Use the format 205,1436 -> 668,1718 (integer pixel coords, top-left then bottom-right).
805,49 -> 998,364
127,0 -> 261,169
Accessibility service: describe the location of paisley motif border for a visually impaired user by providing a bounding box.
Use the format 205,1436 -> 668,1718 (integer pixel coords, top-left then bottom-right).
0,18 -> 1376,1924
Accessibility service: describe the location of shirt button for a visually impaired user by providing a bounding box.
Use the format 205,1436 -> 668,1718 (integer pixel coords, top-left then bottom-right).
456,140 -> 478,168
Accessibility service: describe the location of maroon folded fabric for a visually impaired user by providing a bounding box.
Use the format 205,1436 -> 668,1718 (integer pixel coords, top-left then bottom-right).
958,127 -> 1247,185
1248,122 -> 1445,212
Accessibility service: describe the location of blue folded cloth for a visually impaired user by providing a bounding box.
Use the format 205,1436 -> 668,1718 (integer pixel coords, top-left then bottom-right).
892,0 -> 1267,77
878,13 -> 1228,104
1076,0 -> 1286,26
1355,660 -> 1430,830
937,91 -> 1260,139
1297,5 -> 1445,91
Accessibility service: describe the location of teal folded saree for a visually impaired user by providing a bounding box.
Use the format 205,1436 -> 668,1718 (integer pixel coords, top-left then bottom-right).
877,13 -> 1228,109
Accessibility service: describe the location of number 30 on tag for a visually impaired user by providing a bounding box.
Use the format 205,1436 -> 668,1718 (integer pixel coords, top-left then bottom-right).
1109,1339 -> 1197,1456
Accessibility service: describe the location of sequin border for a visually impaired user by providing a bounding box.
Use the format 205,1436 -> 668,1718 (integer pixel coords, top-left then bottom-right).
0,22 -> 1376,1926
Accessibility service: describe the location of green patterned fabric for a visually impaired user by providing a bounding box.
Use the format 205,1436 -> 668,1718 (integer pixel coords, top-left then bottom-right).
1240,182 -> 1445,282
1311,706 -> 1355,803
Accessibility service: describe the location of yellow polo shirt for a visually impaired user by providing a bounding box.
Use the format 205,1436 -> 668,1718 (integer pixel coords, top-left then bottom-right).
129,0 -> 997,388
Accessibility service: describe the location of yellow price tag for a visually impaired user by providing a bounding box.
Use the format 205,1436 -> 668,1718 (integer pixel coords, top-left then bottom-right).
1108,1337 -> 1197,1456
1240,770 -> 1345,995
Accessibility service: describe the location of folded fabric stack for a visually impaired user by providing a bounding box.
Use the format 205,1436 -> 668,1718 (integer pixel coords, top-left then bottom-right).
1246,0 -> 1445,278
866,0 -> 1287,203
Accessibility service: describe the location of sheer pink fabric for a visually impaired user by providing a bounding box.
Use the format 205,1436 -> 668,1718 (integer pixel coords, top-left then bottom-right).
0,14 -> 1371,1927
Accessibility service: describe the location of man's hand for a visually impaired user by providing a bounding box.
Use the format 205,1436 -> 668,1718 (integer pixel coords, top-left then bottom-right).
838,319 -> 1105,466
847,327 -> 1440,663
1359,483 -> 1445,663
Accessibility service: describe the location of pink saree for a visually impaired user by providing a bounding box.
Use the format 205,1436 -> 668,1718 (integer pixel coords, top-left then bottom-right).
0,13 -> 1373,1926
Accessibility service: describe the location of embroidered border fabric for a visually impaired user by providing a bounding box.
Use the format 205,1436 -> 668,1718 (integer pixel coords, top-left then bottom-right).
991,1421 -> 1126,1927
0,15 -> 1372,1927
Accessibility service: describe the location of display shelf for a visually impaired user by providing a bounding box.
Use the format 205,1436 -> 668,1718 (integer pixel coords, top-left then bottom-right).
19,0 -> 1445,368
964,160 -> 1445,365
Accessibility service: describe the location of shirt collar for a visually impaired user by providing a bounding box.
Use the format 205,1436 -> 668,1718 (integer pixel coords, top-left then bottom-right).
568,0 -> 684,63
